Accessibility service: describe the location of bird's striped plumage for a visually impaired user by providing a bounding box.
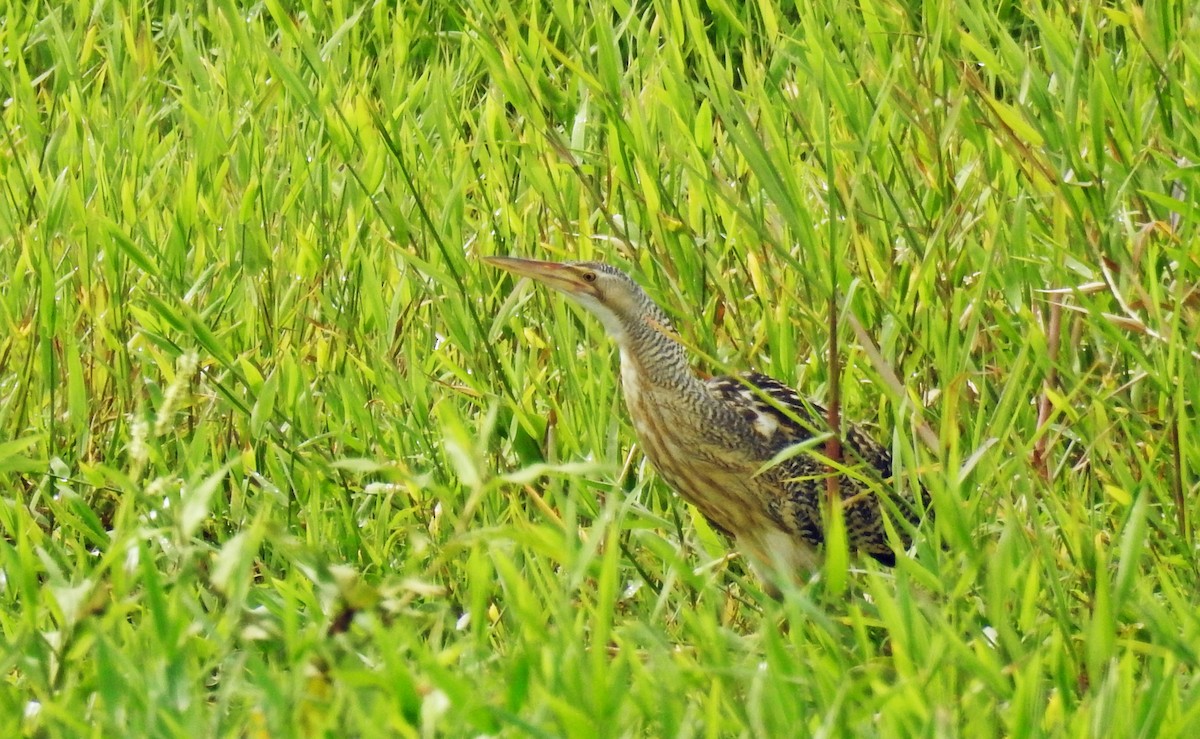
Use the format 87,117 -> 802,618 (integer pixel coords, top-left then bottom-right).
487,257 -> 926,585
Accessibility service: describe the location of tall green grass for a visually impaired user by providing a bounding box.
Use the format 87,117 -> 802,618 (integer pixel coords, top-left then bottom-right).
2,0 -> 1197,735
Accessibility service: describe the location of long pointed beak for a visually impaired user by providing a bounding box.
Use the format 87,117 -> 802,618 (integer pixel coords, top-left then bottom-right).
484,256 -> 587,294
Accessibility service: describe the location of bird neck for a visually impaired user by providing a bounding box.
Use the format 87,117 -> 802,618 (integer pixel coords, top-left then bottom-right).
615,312 -> 703,393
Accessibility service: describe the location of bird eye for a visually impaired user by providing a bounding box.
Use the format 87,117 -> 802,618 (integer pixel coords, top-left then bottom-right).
582,272 -> 597,283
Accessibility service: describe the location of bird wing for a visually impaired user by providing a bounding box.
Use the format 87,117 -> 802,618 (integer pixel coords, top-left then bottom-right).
704,371 -> 917,565
705,371 -> 837,454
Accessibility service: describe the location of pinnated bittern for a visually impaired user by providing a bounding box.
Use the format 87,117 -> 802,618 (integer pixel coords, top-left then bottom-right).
487,256 -> 925,586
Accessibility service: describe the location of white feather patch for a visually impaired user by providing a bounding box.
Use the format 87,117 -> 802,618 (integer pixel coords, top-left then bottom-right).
751,409 -> 779,438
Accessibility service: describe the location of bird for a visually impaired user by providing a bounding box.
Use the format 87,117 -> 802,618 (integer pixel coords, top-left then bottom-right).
485,256 -> 926,588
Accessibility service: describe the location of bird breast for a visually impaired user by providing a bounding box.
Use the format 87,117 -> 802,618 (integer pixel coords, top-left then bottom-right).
617,350 -> 775,539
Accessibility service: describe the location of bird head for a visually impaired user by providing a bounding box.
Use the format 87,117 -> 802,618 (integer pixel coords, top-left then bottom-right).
485,256 -> 653,344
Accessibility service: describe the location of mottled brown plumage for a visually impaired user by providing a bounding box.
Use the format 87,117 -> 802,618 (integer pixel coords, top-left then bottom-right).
486,256 -> 926,586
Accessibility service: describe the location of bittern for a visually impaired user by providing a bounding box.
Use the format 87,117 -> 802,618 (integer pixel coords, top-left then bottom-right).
486,256 -> 925,586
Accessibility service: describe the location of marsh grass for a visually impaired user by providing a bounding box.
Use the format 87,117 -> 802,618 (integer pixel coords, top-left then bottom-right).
2,0 -> 1198,735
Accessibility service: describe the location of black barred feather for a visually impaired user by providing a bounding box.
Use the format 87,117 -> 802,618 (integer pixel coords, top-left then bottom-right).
706,372 -> 923,566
